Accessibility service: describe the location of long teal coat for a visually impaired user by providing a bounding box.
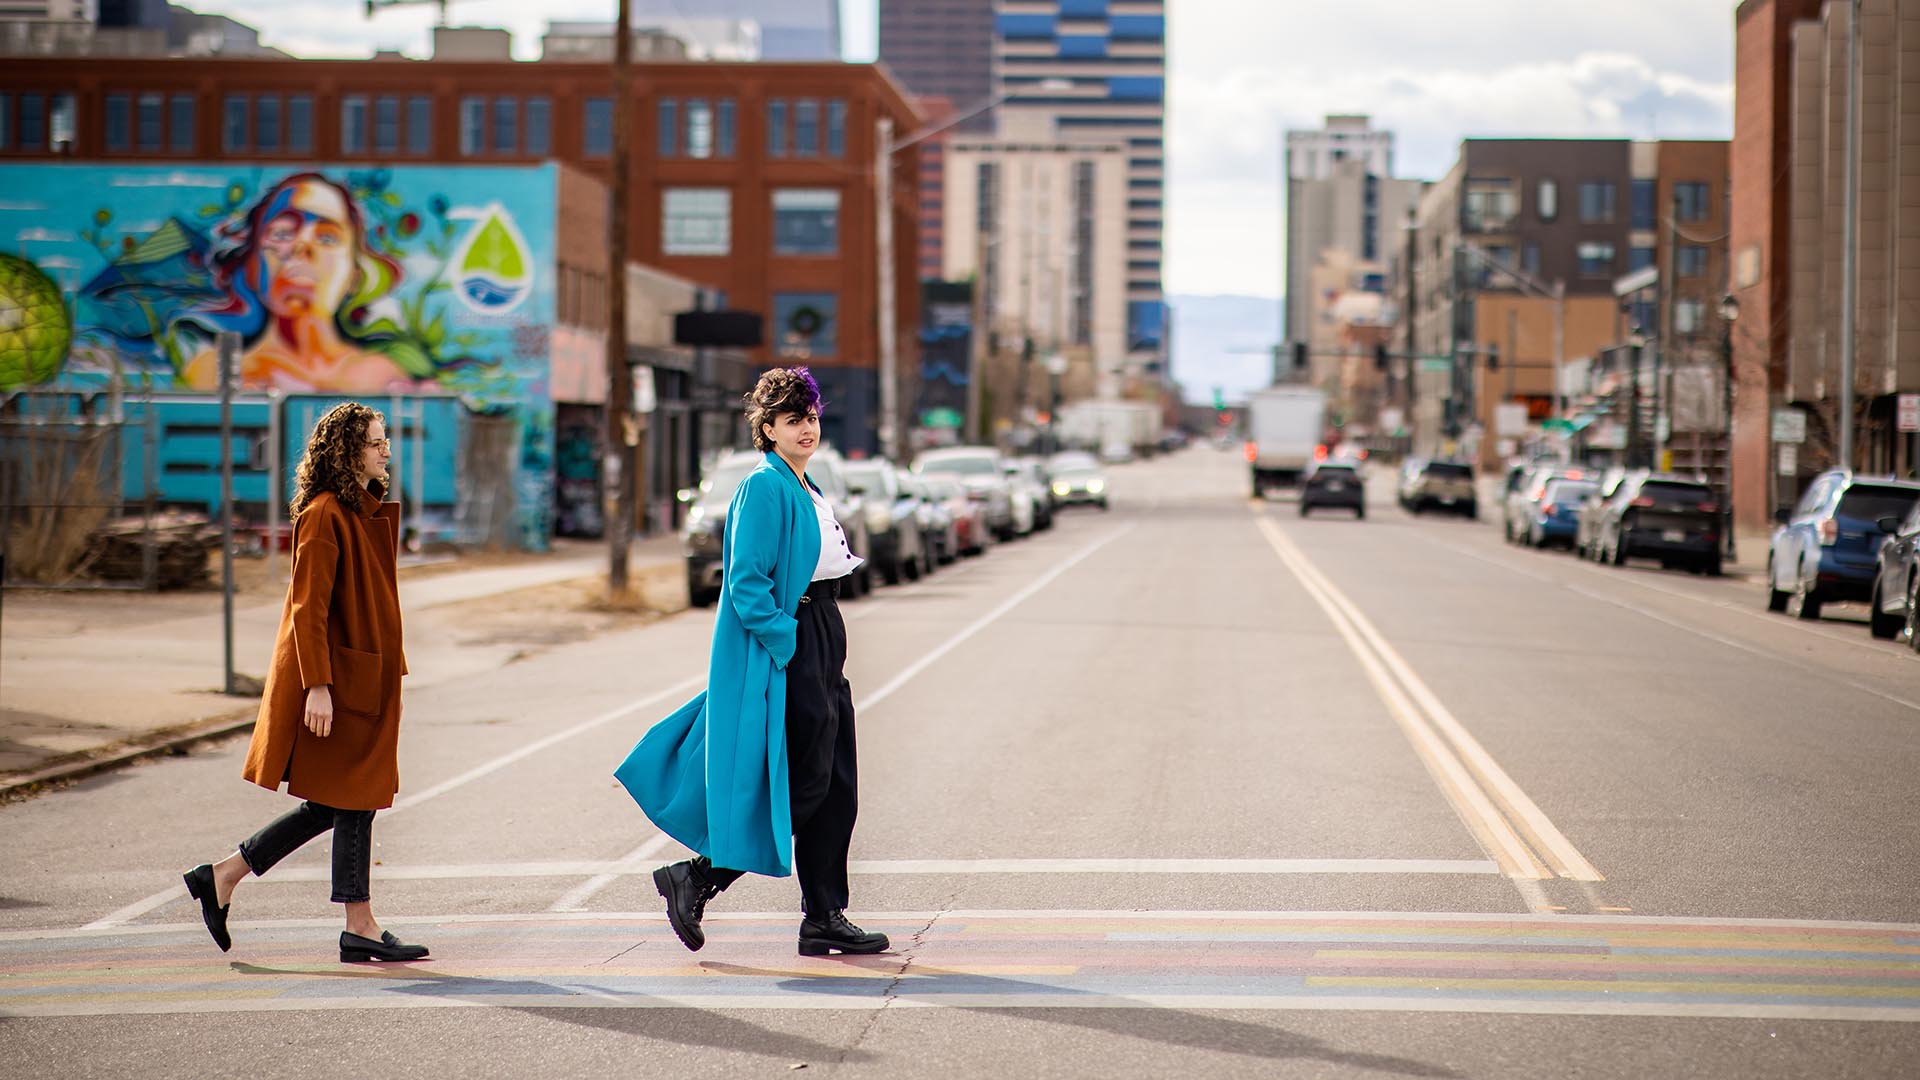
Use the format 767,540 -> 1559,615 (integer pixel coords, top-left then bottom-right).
615,453 -> 823,877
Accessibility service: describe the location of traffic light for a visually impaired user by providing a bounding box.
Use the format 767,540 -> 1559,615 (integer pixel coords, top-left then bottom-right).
1292,342 -> 1308,370
1212,386 -> 1225,411
1373,344 -> 1390,372
1486,343 -> 1500,371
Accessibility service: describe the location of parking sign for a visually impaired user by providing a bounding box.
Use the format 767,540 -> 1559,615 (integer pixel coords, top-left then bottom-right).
1899,394 -> 1920,433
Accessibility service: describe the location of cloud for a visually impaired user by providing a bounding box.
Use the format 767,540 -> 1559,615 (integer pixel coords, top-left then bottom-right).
14,228 -> 75,243
109,172 -> 226,188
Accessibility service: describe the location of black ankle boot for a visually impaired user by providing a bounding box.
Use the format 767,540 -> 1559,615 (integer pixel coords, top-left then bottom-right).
654,859 -> 719,952
798,911 -> 890,956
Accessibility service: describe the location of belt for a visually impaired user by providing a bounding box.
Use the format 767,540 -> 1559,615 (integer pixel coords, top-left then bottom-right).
799,578 -> 841,604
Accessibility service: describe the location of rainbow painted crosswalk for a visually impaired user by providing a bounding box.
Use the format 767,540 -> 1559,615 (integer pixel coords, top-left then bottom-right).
4,910 -> 1918,1021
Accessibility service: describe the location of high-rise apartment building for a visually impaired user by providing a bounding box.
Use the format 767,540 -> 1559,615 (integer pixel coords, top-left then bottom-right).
879,0 -> 995,131
624,0 -> 839,60
992,0 -> 1166,375
1283,115 -> 1399,344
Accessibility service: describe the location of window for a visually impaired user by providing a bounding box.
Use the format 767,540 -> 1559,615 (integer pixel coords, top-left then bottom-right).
662,188 -> 731,256
1629,245 -> 1655,271
256,95 -> 281,153
287,95 -> 312,154
135,93 -> 162,152
826,99 -> 845,158
51,94 -> 75,150
1464,181 -> 1516,231
685,98 -> 712,159
1579,181 -> 1616,223
767,99 -> 787,157
373,95 -> 400,154
1521,243 -> 1541,276
1677,244 -> 1708,277
169,94 -> 194,153
406,97 -> 431,156
657,97 -> 677,157
794,99 -> 820,156
104,93 -> 131,151
526,97 -> 550,155
491,97 -> 517,154
459,97 -> 484,156
0,94 -> 10,148
1674,298 -> 1704,334
773,189 -> 839,255
222,94 -> 247,151
1631,178 -> 1657,229
1577,241 -> 1616,275
19,94 -> 45,149
773,292 -> 837,356
716,98 -> 737,157
1674,181 -> 1711,222
1537,178 -> 1557,222
584,97 -> 612,157
341,95 -> 367,154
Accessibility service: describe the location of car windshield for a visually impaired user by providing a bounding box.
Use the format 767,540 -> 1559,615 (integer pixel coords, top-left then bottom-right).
924,478 -> 961,499
1544,481 -> 1595,502
697,459 -> 758,508
842,464 -> 889,494
1314,466 -> 1356,478
1426,463 -> 1472,479
1837,485 -> 1920,523
1050,452 -> 1097,471
919,455 -> 999,476
1054,467 -> 1101,481
1641,481 -> 1711,506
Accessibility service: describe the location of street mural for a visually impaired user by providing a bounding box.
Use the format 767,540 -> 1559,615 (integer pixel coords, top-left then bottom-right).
0,163 -> 560,546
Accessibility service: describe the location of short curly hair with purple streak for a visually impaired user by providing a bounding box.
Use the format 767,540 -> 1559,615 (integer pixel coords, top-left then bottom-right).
744,366 -> 823,452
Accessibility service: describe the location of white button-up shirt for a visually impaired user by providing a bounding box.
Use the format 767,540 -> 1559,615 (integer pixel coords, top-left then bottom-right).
808,484 -> 865,582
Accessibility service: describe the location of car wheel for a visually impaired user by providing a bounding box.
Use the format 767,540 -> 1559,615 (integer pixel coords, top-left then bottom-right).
1611,531 -> 1628,566
1870,583 -> 1902,639
903,550 -> 921,582
1766,558 -> 1789,612
1906,579 -> 1920,652
1299,503 -> 1311,518
1356,505 -> 1366,520
1792,575 -> 1823,621
1703,556 -> 1723,577
1099,499 -> 1110,511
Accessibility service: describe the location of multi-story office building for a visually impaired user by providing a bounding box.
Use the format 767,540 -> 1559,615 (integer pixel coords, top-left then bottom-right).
1283,115 -> 1403,346
624,0 -> 840,61
0,0 -> 94,21
992,0 -> 1166,379
879,0 -> 995,131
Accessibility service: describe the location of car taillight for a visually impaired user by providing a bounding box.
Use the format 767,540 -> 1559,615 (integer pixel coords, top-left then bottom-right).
1244,441 -> 1258,463
1542,503 -> 1558,517
1631,496 -> 1655,508
1819,518 -> 1838,546
1314,445 -> 1329,461
1697,502 -> 1719,515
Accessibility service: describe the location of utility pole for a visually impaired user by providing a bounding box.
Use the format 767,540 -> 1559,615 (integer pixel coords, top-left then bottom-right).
1838,0 -> 1861,471
1660,191 -> 1680,470
1403,206 -> 1417,413
876,115 -> 898,461
606,0 -> 634,593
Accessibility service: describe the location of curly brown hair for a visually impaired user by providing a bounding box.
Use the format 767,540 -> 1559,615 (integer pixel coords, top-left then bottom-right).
744,366 -> 822,452
290,401 -> 384,520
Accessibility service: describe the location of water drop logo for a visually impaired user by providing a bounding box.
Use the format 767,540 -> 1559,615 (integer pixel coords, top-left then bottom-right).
449,203 -> 532,315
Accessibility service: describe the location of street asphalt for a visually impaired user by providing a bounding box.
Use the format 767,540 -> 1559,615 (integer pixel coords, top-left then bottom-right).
2,446 -> 1916,1078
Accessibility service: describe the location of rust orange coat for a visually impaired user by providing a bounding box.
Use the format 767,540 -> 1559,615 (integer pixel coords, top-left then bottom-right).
241,485 -> 408,811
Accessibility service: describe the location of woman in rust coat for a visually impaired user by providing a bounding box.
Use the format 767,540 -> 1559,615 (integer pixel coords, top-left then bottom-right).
181,401 -> 428,963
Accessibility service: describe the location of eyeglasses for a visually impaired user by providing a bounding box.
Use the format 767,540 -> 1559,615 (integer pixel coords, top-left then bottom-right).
365,438 -> 391,450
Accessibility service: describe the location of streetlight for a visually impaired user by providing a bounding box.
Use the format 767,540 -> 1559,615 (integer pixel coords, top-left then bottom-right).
1719,293 -> 1739,560
877,79 -> 1073,462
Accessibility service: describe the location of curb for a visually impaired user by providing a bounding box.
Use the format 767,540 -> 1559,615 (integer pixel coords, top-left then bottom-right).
0,706 -> 258,804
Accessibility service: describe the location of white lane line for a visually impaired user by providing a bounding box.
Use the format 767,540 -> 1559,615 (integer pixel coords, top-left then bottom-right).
1254,516 -> 1551,887
853,526 -> 1132,713
1434,538 -> 1920,714
82,673 -> 708,931
548,833 -> 681,913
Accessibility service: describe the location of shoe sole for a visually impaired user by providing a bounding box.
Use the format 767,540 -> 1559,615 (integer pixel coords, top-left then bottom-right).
654,866 -> 704,952
798,937 -> 891,957
340,949 -> 429,963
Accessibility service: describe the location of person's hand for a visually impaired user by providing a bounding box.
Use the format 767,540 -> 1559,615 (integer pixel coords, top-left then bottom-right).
305,685 -> 334,738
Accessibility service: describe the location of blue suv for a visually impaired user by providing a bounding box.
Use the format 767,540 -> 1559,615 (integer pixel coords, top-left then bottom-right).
1766,469 -> 1920,620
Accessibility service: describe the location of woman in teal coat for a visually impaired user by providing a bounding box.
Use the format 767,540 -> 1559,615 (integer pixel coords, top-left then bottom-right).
616,367 -> 889,956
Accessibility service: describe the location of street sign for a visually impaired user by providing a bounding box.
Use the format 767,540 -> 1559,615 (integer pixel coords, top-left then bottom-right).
921,407 -> 963,429
1771,408 -> 1806,444
1613,265 -> 1659,297
1541,418 -> 1575,434
1777,444 -> 1798,476
1900,394 -> 1920,433
1419,358 -> 1452,373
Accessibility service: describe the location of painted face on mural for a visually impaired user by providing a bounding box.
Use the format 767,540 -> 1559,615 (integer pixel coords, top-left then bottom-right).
256,180 -> 358,321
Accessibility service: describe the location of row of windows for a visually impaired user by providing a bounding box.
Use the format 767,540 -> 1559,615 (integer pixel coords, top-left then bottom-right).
661,187 -> 843,258
1466,176 -> 1717,230
454,96 -> 552,157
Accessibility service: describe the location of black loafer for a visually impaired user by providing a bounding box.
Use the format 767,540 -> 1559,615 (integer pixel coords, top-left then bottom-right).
182,864 -> 231,952
340,930 -> 429,963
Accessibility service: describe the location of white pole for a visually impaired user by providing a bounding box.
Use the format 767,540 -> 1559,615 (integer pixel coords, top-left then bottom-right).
1552,280 -> 1566,422
876,115 -> 898,462
266,389 -> 282,585
1838,0 -> 1860,470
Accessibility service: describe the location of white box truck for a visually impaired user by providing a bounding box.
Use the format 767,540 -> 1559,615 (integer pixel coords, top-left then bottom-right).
1246,386 -> 1328,496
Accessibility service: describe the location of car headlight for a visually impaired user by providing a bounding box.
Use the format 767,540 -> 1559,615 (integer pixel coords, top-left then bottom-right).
866,508 -> 891,532
1087,480 -> 1105,494
1053,482 -> 1071,497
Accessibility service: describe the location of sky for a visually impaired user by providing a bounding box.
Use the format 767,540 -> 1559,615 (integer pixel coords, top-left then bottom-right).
190,1 -> 1737,302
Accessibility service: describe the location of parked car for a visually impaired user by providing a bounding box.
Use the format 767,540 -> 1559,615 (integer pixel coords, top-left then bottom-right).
1524,478 -> 1597,550
1400,460 -> 1476,517
924,475 -> 988,556
1868,497 -> 1920,645
1007,458 -> 1055,530
1594,473 -> 1722,574
807,446 -> 876,599
1767,469 -> 1920,620
1047,455 -> 1110,510
1576,467 -> 1636,559
916,446 -> 1016,541
1505,463 -> 1596,543
678,450 -> 763,608
901,470 -> 958,567
842,459 -> 931,585
1300,460 -> 1365,518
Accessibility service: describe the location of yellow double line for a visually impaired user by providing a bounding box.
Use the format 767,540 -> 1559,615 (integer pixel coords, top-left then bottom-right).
1254,511 -> 1602,885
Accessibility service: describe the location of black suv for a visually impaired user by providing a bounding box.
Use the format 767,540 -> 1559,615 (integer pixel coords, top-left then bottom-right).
1595,473 -> 1722,575
1300,461 -> 1365,518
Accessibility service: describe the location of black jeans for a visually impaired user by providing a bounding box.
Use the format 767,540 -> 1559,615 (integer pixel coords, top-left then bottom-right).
705,576 -> 859,916
238,801 -> 375,904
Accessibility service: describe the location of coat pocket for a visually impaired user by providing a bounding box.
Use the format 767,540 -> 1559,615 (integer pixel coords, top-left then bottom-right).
329,645 -> 384,717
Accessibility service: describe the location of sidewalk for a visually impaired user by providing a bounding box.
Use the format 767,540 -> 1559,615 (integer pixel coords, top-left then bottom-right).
0,534 -> 685,792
